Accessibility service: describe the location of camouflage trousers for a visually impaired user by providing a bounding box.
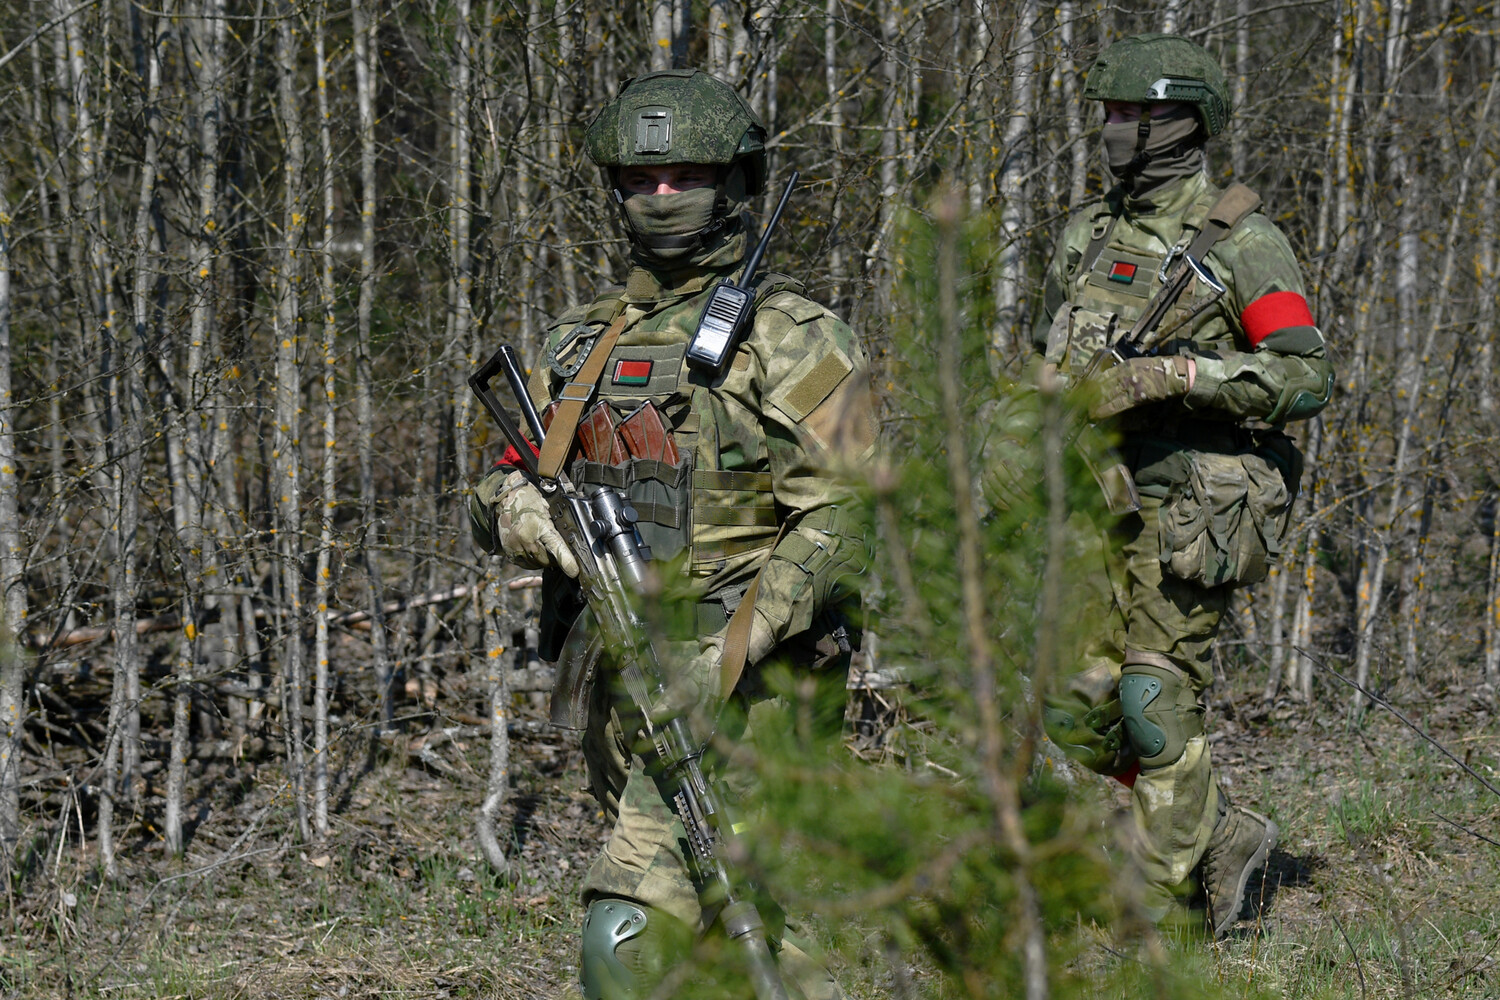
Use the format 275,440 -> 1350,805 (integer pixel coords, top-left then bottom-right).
1048,497 -> 1226,920
579,648 -> 842,1000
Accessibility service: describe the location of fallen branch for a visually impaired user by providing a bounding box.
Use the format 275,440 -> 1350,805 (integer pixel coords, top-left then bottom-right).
331,583 -> 479,626
27,577 -> 544,649
36,612 -> 208,649
1303,648 -> 1500,799
1432,810 -> 1500,849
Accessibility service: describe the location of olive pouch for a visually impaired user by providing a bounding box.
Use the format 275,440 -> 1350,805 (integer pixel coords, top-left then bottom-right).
1157,435 -> 1299,587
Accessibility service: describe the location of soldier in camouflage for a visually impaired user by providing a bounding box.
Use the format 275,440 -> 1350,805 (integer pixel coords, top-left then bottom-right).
470,69 -> 873,998
1030,35 -> 1333,936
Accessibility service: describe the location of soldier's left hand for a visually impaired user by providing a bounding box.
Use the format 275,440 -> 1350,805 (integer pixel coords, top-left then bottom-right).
649,614 -> 776,724
650,634 -> 725,725
1088,355 -> 1195,420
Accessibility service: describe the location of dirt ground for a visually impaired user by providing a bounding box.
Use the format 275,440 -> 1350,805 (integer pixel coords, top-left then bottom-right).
3,665 -> 1498,1000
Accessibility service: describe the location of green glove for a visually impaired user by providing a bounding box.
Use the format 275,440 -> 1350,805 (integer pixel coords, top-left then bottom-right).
1088,355 -> 1194,420
491,470 -> 580,577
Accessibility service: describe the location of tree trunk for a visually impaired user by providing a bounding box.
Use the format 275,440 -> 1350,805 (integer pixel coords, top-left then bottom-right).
274,0 -> 310,843
0,175 -> 25,865
475,563 -> 512,877
1059,1 -> 1087,211
993,0 -> 1037,367
1232,0 -> 1249,176
824,0 -> 845,309
311,0 -> 338,842
351,0 -> 393,735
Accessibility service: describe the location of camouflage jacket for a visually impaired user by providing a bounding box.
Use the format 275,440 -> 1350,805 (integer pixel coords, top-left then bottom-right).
477,252 -> 875,651
1033,171 -> 1334,434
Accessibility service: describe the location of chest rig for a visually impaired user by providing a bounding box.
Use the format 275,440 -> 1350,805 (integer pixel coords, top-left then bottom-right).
1045,185 -> 1259,378
542,275 -> 802,579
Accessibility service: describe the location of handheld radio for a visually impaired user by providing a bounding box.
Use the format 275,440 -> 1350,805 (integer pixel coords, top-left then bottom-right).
685,170 -> 800,374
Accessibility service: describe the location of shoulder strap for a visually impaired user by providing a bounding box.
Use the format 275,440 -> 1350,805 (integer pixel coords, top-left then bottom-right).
1079,202 -> 1122,276
1185,182 -> 1260,261
537,302 -> 630,479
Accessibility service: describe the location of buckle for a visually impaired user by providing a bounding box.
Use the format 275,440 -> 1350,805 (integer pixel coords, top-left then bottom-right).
1158,244 -> 1185,283
558,382 -> 594,403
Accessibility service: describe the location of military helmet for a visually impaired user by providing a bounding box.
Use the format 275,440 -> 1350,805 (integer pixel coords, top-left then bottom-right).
1083,34 -> 1231,137
585,69 -> 767,195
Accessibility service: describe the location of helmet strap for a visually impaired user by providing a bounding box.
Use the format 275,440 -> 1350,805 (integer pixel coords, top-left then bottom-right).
1120,109 -> 1155,179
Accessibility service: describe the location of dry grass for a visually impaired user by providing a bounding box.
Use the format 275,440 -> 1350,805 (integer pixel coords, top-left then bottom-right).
3,671 -> 1497,999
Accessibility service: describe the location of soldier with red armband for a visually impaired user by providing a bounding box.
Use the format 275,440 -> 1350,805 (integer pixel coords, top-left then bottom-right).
1028,34 -> 1334,938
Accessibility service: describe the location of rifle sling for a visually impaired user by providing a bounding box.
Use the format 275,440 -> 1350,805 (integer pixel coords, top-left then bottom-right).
719,521 -> 790,699
537,305 -> 630,479
1123,182 -> 1261,347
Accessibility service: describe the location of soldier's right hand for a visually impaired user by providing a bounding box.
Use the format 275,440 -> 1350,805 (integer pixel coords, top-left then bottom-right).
494,471 -> 580,577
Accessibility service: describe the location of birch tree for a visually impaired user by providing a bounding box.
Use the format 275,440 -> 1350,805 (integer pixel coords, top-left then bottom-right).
273,0 -> 310,843
0,175 -> 24,864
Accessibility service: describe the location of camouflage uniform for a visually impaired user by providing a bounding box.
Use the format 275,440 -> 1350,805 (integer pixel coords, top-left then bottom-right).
471,70 -> 873,997
1030,35 -> 1333,932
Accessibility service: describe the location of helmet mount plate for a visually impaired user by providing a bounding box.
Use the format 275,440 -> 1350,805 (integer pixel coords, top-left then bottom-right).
634,107 -> 672,155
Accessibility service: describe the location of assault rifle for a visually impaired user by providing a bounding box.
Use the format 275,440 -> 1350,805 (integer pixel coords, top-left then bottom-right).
468,346 -> 791,1000
1077,249 -> 1226,384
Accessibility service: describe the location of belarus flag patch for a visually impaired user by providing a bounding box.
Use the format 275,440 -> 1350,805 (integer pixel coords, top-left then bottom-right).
1108,261 -> 1138,284
612,359 -> 653,386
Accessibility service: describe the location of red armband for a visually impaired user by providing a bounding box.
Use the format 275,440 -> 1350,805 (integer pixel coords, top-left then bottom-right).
1240,291 -> 1315,347
497,439 -> 540,470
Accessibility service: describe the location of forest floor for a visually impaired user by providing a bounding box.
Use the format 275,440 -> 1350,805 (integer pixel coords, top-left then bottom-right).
2,664 -> 1499,1000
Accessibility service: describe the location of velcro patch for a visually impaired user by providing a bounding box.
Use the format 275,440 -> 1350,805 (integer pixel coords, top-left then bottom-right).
1108,261 -> 1138,283
780,351 -> 853,422
612,359 -> 653,385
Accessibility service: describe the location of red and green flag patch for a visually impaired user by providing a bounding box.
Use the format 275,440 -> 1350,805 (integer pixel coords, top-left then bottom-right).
612,359 -> 653,386
1108,261 -> 1138,284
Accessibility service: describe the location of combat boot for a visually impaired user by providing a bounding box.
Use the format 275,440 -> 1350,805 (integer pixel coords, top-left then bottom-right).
1200,798 -> 1277,938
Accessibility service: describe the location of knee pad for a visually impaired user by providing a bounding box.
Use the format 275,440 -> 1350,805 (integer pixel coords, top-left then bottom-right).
1042,662 -> 1136,775
1042,695 -> 1133,775
1119,655 -> 1203,769
580,898 -> 690,1000
580,898 -> 649,999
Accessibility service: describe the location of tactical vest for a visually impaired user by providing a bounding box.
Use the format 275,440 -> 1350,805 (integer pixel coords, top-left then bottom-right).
540,274 -> 805,604
1044,196 -> 1245,381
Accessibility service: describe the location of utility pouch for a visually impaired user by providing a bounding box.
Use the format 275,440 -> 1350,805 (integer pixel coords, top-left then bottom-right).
1247,427 -> 1304,553
572,455 -> 695,563
1157,443 -> 1295,587
1045,304 -> 1123,376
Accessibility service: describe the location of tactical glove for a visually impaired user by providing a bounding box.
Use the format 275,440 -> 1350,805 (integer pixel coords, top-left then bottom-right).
491,470 -> 580,577
1088,355 -> 1195,420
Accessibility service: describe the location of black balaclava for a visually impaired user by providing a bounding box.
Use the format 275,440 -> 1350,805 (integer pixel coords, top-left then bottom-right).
1101,105 -> 1205,199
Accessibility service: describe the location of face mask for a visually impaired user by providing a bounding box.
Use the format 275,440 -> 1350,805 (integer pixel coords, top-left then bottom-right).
1101,109 -> 1203,192
619,186 -> 721,262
